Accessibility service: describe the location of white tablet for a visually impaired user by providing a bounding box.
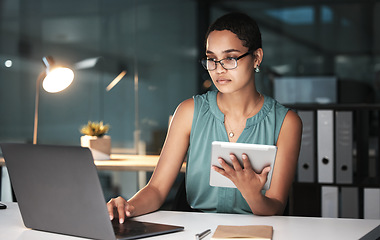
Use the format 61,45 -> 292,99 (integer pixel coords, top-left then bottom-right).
210,141 -> 277,190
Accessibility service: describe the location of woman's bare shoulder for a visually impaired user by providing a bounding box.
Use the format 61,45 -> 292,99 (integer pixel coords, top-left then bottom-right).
277,109 -> 302,147
178,97 -> 194,109
174,98 -> 194,118
284,109 -> 302,129
169,98 -> 194,133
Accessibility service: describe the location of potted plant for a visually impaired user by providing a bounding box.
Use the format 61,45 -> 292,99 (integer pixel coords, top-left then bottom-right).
80,121 -> 111,159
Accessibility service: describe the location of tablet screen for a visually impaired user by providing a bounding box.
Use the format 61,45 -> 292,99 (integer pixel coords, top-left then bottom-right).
209,141 -> 277,190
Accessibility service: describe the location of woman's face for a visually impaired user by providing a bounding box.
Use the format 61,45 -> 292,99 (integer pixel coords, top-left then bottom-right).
205,30 -> 258,94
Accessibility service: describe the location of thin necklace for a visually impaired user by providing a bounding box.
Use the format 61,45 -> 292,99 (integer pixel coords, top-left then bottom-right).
224,93 -> 262,139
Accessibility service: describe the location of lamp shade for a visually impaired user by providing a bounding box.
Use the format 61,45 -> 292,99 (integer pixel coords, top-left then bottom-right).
33,57 -> 75,144
42,67 -> 74,93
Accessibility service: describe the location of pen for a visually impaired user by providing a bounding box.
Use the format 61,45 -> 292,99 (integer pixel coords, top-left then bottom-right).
195,229 -> 211,240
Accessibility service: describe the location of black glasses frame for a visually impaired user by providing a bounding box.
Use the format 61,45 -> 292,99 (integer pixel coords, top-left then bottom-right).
200,52 -> 252,71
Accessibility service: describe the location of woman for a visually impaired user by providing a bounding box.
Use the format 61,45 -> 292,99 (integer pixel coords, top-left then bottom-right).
107,12 -> 302,223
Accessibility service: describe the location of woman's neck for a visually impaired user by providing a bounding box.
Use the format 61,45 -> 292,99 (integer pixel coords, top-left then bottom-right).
217,89 -> 262,118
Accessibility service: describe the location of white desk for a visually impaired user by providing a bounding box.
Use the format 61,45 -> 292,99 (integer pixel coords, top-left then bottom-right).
0,203 -> 379,240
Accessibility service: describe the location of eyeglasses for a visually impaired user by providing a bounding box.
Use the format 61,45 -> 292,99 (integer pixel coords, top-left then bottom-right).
200,52 -> 251,71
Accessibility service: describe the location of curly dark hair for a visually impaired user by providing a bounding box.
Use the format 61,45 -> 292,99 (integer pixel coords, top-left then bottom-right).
205,12 -> 262,53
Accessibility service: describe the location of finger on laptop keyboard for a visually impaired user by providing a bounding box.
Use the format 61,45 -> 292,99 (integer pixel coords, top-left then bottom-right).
107,196 -> 127,222
125,203 -> 135,218
114,198 -> 127,223
106,197 -> 117,220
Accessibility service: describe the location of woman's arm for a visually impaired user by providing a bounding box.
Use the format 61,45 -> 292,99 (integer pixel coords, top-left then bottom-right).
107,98 -> 194,222
213,110 -> 302,215
250,110 -> 302,215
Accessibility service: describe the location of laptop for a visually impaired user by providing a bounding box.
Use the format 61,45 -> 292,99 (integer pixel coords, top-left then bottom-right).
0,143 -> 184,240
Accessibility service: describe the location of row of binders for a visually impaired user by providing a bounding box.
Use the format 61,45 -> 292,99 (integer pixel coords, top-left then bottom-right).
297,110 -> 354,184
322,186 -> 380,219
293,109 -> 380,219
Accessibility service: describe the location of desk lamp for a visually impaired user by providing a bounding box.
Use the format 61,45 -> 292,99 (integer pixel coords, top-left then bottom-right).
33,56 -> 74,144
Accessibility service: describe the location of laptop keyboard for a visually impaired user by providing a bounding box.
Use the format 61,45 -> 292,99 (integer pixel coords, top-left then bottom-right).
111,217 -> 183,239
112,219 -> 150,236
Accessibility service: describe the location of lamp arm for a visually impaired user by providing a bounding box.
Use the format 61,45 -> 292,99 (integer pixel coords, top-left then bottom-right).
33,72 -> 47,145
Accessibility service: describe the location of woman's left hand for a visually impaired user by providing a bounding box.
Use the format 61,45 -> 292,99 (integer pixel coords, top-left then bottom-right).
212,153 -> 271,196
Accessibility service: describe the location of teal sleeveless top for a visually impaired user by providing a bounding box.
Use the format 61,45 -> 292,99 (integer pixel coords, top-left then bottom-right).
186,90 -> 289,214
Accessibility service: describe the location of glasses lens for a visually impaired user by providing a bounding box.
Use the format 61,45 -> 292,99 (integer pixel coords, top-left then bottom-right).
201,59 -> 216,70
201,59 -> 207,69
221,58 -> 237,70
201,57 -> 239,70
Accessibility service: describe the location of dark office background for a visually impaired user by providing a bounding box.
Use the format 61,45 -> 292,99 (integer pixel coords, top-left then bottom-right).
1,0 -> 379,152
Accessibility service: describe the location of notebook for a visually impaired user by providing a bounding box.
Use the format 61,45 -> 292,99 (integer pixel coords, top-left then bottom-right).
0,143 -> 184,240
210,141 -> 277,190
211,225 -> 273,239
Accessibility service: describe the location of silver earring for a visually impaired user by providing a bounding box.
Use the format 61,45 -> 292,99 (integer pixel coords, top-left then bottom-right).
255,65 -> 260,73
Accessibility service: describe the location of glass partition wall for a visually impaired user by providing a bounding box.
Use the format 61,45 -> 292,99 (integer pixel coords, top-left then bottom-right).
208,1 -> 380,104
0,0 -> 197,153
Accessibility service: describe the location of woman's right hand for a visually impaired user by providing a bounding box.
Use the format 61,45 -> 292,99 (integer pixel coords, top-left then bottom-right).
107,196 -> 135,224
